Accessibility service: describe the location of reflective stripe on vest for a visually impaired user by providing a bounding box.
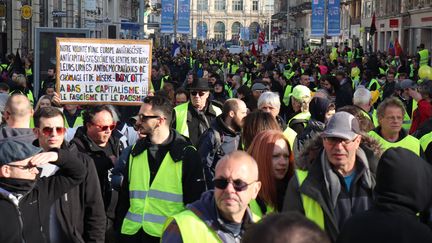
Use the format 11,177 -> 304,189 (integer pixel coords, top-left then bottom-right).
249,199 -> 275,218
174,102 -> 222,138
368,131 -> 421,155
419,49 -> 429,67
295,170 -> 325,229
420,131 -> 432,151
121,150 -> 184,236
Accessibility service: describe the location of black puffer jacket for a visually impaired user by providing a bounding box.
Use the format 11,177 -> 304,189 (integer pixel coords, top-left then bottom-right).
0,149 -> 86,243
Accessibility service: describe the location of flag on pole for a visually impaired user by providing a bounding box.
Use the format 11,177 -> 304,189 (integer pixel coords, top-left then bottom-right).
370,13 -> 377,36
171,41 -> 180,57
388,40 -> 395,56
394,38 -> 403,56
251,42 -> 257,57
258,31 -> 265,47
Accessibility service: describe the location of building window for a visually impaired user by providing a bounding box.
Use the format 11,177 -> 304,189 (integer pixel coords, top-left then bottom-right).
232,0 -> 243,11
214,21 -> 225,40
249,22 -> 259,39
197,21 -> 208,39
252,1 -> 258,11
215,0 -> 225,10
197,0 -> 208,11
231,22 -> 242,38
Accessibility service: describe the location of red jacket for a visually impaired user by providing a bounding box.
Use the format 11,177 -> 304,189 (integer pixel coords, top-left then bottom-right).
409,99 -> 432,134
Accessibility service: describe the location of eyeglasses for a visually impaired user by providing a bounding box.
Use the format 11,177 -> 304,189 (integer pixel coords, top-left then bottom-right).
41,127 -> 66,136
213,178 -> 257,192
191,91 -> 207,97
7,163 -> 38,171
91,123 -> 116,131
138,114 -> 161,122
323,136 -> 358,146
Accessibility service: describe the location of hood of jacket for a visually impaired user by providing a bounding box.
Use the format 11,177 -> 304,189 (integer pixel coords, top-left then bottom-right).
0,127 -> 36,144
374,147 -> 432,214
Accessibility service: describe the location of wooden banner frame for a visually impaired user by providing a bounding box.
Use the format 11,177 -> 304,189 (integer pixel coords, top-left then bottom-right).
56,38 -> 152,106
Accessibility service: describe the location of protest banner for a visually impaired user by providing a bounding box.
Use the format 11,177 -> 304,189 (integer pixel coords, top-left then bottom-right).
56,38 -> 152,105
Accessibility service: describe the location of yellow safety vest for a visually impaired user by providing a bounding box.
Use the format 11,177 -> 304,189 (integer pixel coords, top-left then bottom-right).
418,49 -> 429,67
360,109 -> 378,128
121,150 -> 184,236
367,79 -> 381,91
249,199 -> 275,218
288,112 -> 311,129
402,100 -> 418,131
282,85 -> 293,106
420,131 -> 432,152
295,170 -> 325,229
283,126 -> 297,152
63,112 -> 84,128
347,51 -> 353,63
174,102 -> 222,137
368,130 -> 421,155
163,207 -> 261,243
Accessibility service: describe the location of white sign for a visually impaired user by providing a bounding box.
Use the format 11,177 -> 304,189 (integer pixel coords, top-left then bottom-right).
56,38 -> 152,105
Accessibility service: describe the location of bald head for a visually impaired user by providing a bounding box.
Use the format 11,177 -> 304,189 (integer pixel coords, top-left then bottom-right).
4,94 -> 33,128
215,151 -> 259,181
214,151 -> 261,223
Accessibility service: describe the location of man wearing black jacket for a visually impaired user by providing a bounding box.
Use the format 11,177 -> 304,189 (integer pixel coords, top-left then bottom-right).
0,140 -> 86,243
116,95 -> 206,243
33,107 -> 106,243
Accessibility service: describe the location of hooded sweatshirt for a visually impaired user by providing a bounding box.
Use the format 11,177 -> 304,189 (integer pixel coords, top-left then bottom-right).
337,147 -> 432,243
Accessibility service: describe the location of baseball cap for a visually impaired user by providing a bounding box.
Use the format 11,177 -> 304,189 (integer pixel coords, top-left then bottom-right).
321,111 -> 361,140
0,140 -> 43,165
291,85 -> 311,101
251,82 -> 270,92
399,79 -> 417,90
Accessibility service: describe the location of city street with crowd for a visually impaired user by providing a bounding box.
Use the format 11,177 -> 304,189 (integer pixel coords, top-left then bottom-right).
0,40 -> 432,243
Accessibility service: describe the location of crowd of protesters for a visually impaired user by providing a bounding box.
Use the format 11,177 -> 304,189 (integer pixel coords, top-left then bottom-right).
0,40 -> 432,243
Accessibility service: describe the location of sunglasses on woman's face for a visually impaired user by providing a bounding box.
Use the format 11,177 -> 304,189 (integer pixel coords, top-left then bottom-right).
213,178 -> 256,192
41,127 -> 66,136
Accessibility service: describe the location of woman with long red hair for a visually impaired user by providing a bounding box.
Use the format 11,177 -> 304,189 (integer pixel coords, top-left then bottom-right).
247,130 -> 295,217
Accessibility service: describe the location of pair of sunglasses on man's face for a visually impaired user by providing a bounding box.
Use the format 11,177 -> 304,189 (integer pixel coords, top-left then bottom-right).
91,123 -> 116,132
40,127 -> 66,136
213,178 -> 256,192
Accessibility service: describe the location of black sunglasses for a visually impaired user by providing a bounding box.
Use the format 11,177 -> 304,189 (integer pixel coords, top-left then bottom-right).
191,91 -> 207,97
138,114 -> 160,121
213,178 -> 256,192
